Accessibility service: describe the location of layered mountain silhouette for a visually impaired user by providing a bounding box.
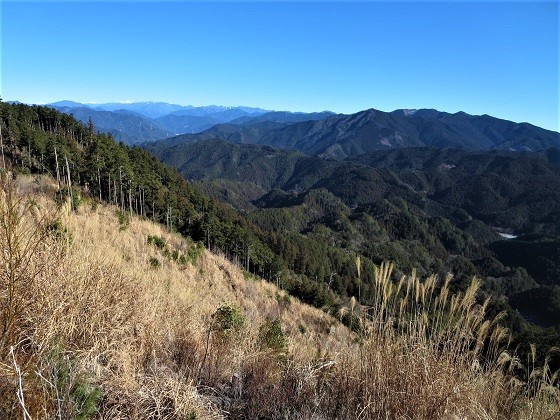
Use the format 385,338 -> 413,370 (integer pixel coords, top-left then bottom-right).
50,106 -> 175,144
47,101 -> 559,152
48,101 -> 271,144
154,108 -> 559,156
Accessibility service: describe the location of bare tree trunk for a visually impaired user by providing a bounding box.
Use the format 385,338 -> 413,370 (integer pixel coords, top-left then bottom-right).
166,206 -> 170,230
65,156 -> 72,210
96,157 -> 102,201
119,166 -> 123,211
0,123 -> 5,170
54,147 -> 60,190
128,181 -> 133,214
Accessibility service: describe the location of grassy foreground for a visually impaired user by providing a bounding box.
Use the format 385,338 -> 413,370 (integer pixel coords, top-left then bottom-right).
0,174 -> 558,419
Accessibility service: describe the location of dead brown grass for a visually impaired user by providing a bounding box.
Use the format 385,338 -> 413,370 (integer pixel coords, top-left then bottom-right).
0,174 -> 558,419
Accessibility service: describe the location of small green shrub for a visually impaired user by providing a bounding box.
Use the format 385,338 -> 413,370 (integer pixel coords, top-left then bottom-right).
212,305 -> 245,333
187,241 -> 204,264
258,318 -> 287,354
45,218 -> 69,241
147,235 -> 167,250
116,210 -> 129,231
148,257 -> 161,269
162,248 -> 172,259
43,345 -> 103,419
73,380 -> 103,420
178,254 -> 188,265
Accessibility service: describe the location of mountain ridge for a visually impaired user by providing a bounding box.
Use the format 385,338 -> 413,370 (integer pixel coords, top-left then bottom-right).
155,107 -> 559,156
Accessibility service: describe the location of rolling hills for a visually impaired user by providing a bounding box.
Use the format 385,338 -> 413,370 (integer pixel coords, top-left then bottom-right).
147,140 -> 560,235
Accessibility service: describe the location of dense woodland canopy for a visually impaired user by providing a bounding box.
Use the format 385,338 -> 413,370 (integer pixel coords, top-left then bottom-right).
1,101 -> 560,367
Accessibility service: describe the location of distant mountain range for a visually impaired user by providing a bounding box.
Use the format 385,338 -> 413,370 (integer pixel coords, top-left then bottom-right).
47,100 -> 272,144
45,101 -> 559,153
156,108 -> 559,157
5,100 -> 560,354
50,105 -> 176,144
48,100 -> 268,119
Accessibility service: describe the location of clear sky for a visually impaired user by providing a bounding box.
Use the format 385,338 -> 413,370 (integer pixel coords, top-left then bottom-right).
1,1 -> 558,131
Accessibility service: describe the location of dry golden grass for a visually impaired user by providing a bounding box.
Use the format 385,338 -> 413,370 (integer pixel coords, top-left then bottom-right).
0,174 -> 558,419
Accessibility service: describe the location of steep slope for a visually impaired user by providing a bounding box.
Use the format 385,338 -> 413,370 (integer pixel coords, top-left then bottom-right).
3,102 -> 560,406
1,101 -> 559,418
1,176 -> 557,419
0,176 -> 347,418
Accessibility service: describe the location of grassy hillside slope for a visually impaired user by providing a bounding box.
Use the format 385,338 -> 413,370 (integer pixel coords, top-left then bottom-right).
0,175 -> 558,419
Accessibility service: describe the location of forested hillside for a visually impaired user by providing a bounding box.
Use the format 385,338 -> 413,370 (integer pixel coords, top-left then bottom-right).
147,137 -> 560,361
0,102 -> 348,315
2,101 -> 560,371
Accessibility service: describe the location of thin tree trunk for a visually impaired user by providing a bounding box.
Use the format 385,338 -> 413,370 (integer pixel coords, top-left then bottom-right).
96,157 -> 102,201
119,166 -> 123,211
0,122 -> 5,170
65,156 -> 72,210
128,181 -> 133,214
54,147 -> 60,190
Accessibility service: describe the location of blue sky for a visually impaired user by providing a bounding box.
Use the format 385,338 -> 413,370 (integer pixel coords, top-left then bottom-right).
1,1 -> 558,130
